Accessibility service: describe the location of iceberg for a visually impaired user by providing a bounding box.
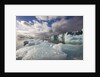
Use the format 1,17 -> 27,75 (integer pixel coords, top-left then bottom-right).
16,41 -> 67,60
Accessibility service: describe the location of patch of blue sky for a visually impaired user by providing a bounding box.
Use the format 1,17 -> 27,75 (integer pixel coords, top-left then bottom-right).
16,16 -> 36,22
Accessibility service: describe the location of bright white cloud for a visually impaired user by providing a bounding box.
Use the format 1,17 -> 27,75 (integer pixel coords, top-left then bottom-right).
48,16 -> 59,20
16,19 -> 53,40
36,16 -> 48,20
16,20 -> 33,31
36,16 -> 59,21
17,19 -> 51,33
33,20 -> 51,33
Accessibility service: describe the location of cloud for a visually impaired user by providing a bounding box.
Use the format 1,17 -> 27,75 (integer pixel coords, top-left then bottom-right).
16,16 -> 83,40
36,16 -> 59,21
17,19 -> 51,32
33,20 -> 52,33
16,21 -> 33,31
52,16 -> 83,34
36,16 -> 48,20
16,19 -> 53,39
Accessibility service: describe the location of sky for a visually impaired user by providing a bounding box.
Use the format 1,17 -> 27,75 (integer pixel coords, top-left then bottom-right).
16,16 -> 75,27
16,16 -> 83,38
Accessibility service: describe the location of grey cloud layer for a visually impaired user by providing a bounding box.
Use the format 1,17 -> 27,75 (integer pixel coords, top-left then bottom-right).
52,16 -> 83,34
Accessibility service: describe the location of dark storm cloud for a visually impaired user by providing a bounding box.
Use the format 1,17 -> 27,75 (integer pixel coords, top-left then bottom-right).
52,16 -> 83,33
